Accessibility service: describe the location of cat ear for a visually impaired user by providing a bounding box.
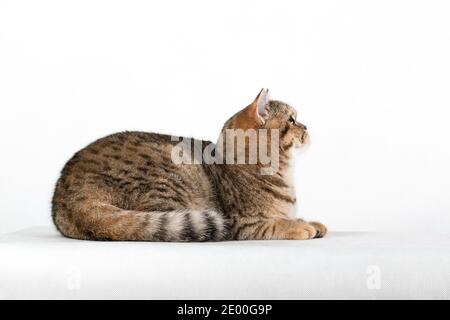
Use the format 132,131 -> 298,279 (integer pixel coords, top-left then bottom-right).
257,88 -> 270,117
248,88 -> 269,123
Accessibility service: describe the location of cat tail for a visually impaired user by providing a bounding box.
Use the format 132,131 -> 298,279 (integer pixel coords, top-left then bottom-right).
55,204 -> 230,242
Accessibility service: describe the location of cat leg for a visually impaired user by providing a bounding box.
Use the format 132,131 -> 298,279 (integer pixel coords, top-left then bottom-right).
233,218 -> 322,240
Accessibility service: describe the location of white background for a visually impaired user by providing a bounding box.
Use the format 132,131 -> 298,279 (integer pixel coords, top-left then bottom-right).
1,0 -> 449,235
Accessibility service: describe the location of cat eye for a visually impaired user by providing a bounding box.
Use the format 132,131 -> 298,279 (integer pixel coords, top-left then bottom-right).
288,116 -> 296,124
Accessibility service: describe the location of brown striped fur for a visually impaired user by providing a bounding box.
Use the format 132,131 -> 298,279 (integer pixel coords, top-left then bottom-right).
52,90 -> 327,241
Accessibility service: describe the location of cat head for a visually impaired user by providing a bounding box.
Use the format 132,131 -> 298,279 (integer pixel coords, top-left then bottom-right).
222,89 -> 309,150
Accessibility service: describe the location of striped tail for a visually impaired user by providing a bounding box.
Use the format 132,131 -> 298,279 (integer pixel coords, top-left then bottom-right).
54,204 -> 230,242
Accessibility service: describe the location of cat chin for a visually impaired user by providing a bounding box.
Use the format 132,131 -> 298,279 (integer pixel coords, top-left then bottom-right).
294,137 -> 311,154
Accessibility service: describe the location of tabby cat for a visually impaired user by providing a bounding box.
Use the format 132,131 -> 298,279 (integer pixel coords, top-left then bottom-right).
52,89 -> 327,241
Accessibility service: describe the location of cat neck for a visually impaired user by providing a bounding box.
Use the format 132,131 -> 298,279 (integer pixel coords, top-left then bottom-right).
212,144 -> 295,187
208,145 -> 297,218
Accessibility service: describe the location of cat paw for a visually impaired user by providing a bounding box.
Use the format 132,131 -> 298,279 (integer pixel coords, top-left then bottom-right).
285,222 -> 317,240
309,221 -> 327,238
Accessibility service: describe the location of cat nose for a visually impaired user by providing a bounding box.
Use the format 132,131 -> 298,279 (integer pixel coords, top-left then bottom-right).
297,122 -> 307,130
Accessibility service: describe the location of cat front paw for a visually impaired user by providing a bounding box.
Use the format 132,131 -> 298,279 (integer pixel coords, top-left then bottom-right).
309,221 -> 327,238
285,221 -> 317,240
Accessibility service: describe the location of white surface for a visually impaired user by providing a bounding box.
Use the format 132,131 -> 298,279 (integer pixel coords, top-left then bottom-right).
1,227 -> 449,300
1,1 -> 450,235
